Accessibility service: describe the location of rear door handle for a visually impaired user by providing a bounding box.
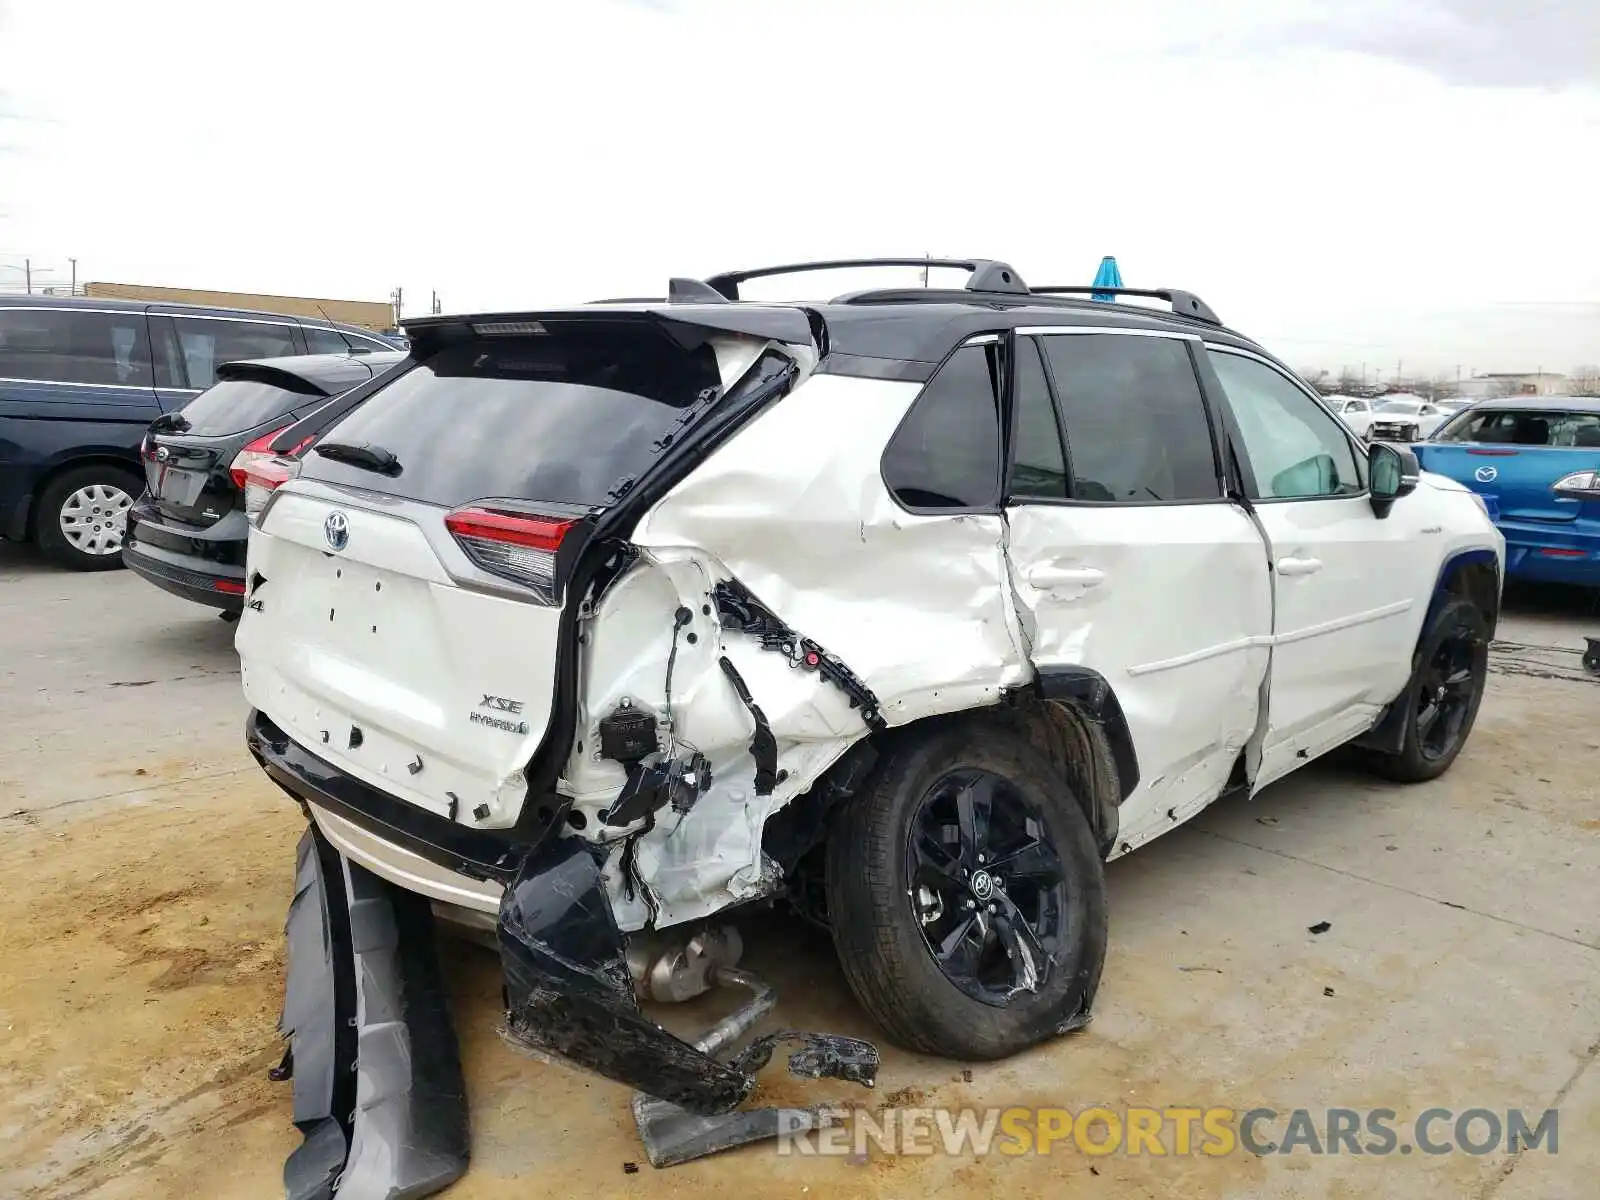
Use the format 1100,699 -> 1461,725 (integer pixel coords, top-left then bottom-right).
1276,555 -> 1323,577
1028,565 -> 1105,589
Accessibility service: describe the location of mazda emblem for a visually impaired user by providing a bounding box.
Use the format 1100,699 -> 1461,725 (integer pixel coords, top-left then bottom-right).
1474,466 -> 1498,483
324,511 -> 350,551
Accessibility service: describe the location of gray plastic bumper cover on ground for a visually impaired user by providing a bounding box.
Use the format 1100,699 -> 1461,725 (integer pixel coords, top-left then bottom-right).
279,825 -> 470,1200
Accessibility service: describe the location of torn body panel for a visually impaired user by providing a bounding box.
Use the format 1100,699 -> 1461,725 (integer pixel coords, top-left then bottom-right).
555,371 -> 1030,931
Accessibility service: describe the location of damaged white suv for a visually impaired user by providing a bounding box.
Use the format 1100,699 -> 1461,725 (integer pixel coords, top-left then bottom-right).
239,259 -> 1502,1186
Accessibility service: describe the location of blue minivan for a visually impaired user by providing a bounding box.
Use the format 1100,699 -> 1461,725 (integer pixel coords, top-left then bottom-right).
0,296 -> 403,569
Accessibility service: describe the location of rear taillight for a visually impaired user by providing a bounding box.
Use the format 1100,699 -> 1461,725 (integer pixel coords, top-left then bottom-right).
444,506 -> 575,603
230,426 -> 300,522
1553,470 -> 1600,500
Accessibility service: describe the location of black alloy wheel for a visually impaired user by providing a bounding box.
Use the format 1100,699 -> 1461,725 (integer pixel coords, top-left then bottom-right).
906,769 -> 1069,1006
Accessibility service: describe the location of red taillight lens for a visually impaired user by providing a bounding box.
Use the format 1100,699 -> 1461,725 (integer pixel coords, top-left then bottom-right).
230,426 -> 302,522
213,578 -> 247,594
444,507 -> 575,603
229,426 -> 294,491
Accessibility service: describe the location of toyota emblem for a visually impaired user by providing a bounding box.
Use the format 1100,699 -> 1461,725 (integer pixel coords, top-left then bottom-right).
324,511 -> 350,551
1474,465 -> 1498,483
155,446 -> 170,463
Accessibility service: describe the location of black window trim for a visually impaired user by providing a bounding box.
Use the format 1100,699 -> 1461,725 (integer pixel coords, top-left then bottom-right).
1203,343 -> 1372,505
878,332 -> 1009,517
1009,326 -> 1233,509
1001,332 -> 1071,503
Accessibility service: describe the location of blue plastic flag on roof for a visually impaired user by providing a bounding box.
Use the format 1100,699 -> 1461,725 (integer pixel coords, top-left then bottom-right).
1091,255 -> 1123,302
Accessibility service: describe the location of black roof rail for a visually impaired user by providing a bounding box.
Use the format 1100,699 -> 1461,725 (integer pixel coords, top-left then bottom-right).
1030,285 -> 1221,326
703,257 -> 1030,300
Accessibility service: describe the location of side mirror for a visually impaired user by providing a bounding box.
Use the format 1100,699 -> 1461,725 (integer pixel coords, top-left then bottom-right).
1369,442 -> 1419,518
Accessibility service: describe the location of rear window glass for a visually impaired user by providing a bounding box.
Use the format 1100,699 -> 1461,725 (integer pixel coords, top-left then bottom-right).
1434,409 -> 1600,447
301,333 -> 723,509
176,377 -> 325,436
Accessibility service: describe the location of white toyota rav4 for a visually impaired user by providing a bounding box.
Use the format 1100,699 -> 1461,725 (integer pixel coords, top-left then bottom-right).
237,259 -> 1503,1188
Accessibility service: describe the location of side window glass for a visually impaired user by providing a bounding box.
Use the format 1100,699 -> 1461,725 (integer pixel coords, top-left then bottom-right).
304,325 -> 353,355
882,342 -> 1001,509
1009,337 -> 1068,499
1208,351 -> 1362,499
172,317 -> 298,390
0,309 -> 153,387
1040,333 -> 1220,502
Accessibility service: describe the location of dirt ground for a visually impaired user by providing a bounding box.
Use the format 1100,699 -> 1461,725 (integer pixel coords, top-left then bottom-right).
1,545 -> 1596,1199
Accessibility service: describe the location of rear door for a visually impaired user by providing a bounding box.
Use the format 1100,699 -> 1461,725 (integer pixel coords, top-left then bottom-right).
1001,328 -> 1272,848
237,321 -> 754,829
1203,347 -> 1427,788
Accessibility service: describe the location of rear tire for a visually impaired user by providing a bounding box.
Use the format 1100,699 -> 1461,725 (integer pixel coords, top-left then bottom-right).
1361,596 -> 1490,783
34,464 -> 141,571
825,720 -> 1107,1061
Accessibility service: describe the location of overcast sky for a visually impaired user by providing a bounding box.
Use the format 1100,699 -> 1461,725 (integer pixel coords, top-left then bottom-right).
1,0 -> 1596,376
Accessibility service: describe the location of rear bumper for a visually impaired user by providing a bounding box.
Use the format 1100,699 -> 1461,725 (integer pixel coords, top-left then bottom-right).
281,824 -> 469,1199
249,708 -> 863,1117
124,503 -> 247,610
1498,520 -> 1600,586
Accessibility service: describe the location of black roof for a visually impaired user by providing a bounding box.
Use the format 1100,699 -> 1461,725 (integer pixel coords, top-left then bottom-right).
216,351 -> 406,394
404,257 -> 1263,373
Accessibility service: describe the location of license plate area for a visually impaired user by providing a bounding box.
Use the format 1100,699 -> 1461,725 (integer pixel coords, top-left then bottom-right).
149,463 -> 208,507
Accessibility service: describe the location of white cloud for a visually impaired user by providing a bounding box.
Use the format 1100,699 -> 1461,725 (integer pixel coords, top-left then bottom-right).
0,0 -> 1595,372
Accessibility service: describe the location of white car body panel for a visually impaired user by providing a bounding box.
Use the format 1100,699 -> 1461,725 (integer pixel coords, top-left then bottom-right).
1003,502 -> 1272,851
238,485 -> 563,827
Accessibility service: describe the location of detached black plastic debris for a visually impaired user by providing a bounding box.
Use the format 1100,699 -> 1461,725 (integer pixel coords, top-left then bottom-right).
1308,921 -> 1332,935
497,836 -> 879,1166
277,825 -> 469,1200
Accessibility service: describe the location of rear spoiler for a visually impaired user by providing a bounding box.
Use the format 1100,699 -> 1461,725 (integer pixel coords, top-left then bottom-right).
402,305 -> 822,357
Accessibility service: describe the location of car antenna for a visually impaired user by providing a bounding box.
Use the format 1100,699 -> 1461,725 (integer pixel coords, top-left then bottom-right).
315,304 -> 362,355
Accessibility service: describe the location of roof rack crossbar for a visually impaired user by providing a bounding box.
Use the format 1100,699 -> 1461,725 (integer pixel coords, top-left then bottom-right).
704,258 -> 1029,299
1029,286 -> 1221,326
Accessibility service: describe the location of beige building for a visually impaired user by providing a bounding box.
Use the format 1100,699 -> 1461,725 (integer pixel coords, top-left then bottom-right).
1455,372 -> 1571,398
81,281 -> 394,332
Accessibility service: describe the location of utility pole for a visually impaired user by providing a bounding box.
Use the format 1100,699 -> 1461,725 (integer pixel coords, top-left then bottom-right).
69,257 -> 77,295
921,254 -> 930,287
24,258 -> 31,294
391,286 -> 403,327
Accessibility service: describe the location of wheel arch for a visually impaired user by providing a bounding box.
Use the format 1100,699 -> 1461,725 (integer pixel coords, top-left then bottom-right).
1431,547 -> 1501,640
770,672 -> 1137,881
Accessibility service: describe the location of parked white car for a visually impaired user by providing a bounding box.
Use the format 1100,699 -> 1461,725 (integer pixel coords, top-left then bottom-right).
234,258 -> 1506,1188
1343,394 -> 1450,442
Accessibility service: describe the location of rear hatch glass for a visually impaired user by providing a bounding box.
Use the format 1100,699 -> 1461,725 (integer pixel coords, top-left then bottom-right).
1423,407 -> 1600,523
241,326 -> 743,828
296,333 -> 723,507
146,377 -> 328,525
177,376 -> 325,436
